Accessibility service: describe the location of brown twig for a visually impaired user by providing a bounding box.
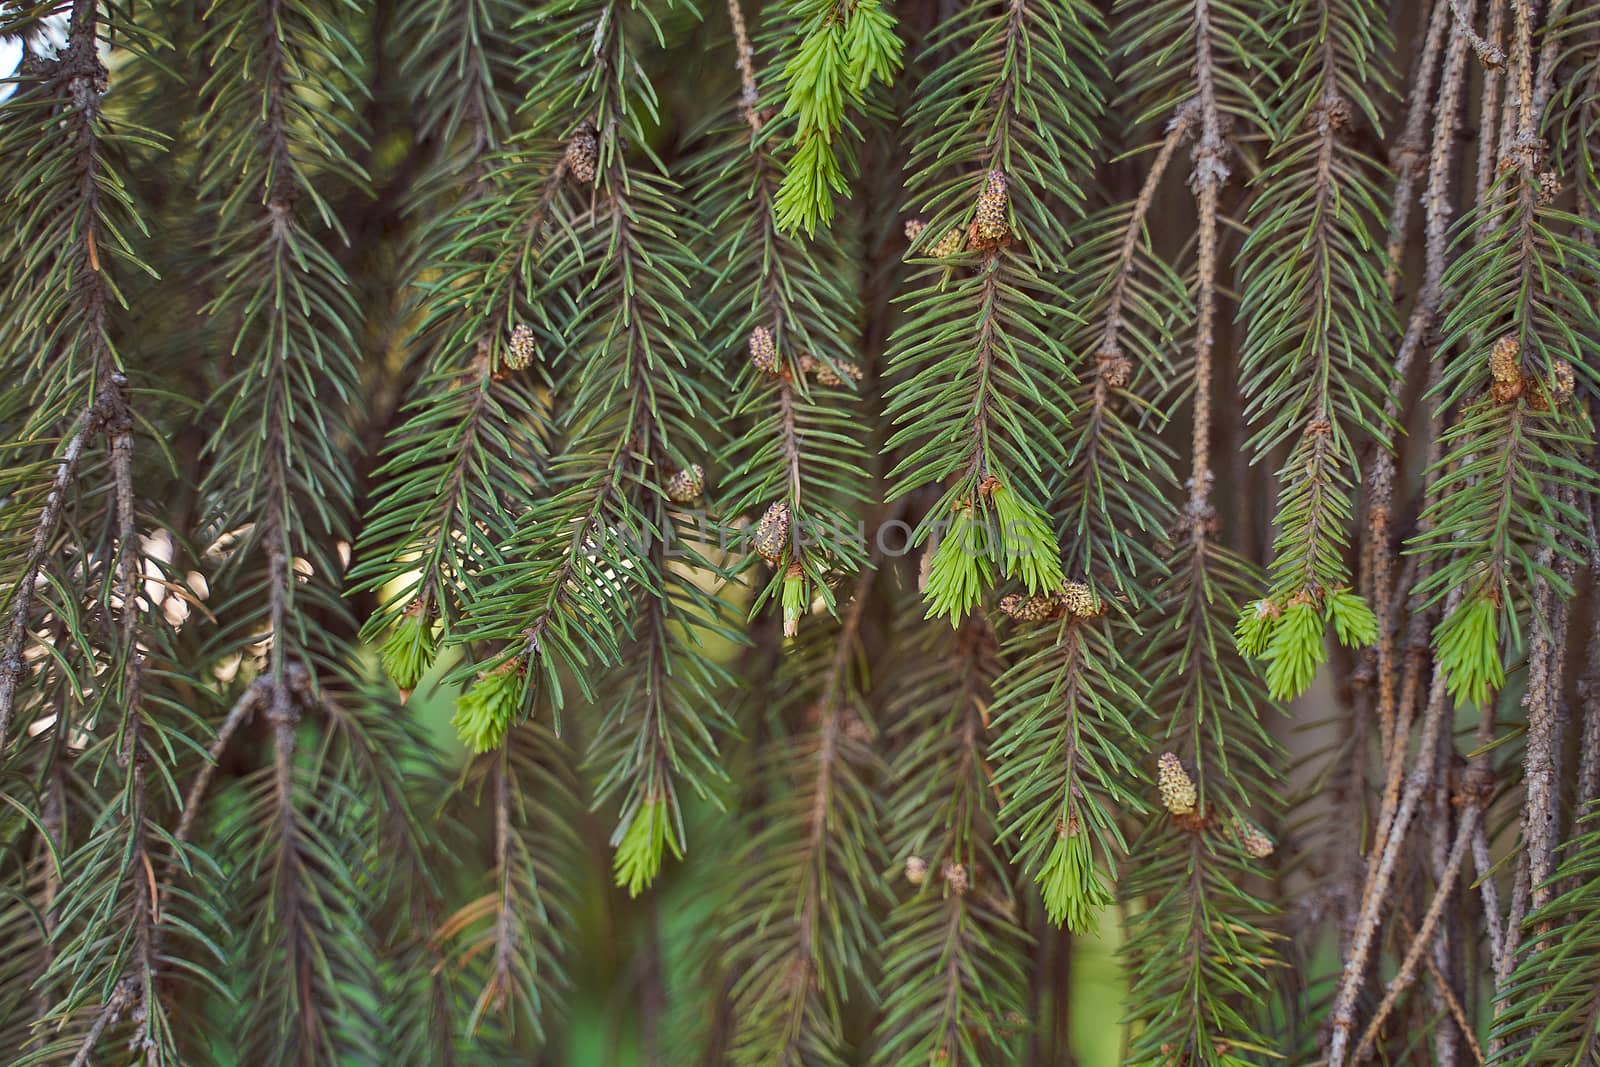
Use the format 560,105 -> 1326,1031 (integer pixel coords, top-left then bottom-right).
1327,645 -> 1456,1066
0,407 -> 98,744
1351,806 -> 1479,1062
1186,0 -> 1229,517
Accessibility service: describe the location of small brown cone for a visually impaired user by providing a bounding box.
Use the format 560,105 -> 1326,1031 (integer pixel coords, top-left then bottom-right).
973,169 -> 1010,243
665,464 -> 705,504
942,862 -> 969,894
998,592 -> 1065,623
1550,359 -> 1576,406
1059,581 -> 1101,618
506,323 -> 536,370
1157,753 -> 1198,816
565,121 -> 598,183
1489,335 -> 1521,384
928,228 -> 965,258
903,218 -> 926,242
749,326 -> 779,376
1096,347 -> 1132,388
799,353 -> 863,387
754,501 -> 790,563
1234,818 -> 1276,859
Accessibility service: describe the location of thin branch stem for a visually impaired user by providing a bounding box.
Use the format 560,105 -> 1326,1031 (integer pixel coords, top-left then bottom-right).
0,408 -> 97,743
1351,806 -> 1478,1062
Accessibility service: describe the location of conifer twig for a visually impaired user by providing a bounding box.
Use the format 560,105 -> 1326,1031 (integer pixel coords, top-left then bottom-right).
1351,805 -> 1479,1061
1327,647 -> 1457,1065
173,679 -> 267,846
1186,0 -> 1228,516
0,407 -> 96,744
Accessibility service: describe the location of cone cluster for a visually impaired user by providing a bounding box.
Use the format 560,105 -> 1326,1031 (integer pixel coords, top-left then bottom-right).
997,581 -> 1104,624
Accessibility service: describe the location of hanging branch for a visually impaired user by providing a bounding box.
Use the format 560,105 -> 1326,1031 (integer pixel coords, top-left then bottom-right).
872,611 -> 1029,1064
694,0 -> 872,638
354,0 -> 568,685
1103,2 -> 1290,1059
885,0 -> 1106,623
1233,0 -> 1397,701
723,569 -> 883,1064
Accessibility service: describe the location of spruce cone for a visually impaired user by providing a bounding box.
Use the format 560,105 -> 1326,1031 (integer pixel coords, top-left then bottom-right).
1157,752 -> 1198,815
506,323 -> 536,370
565,121 -> 598,183
904,856 -> 928,885
1097,348 -> 1132,389
749,325 -> 779,375
998,592 -> 1065,622
754,501 -> 791,563
904,218 -> 926,242
1550,358 -> 1576,406
799,353 -> 863,387
942,862 -> 969,894
973,169 -> 1009,243
1059,581 -> 1101,618
928,228 -> 964,258
1234,818 -> 1276,859
665,464 -> 705,504
1489,335 -> 1521,383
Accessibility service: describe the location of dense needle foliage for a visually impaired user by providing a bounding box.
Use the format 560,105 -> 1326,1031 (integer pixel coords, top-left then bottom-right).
3,0 -> 1600,1063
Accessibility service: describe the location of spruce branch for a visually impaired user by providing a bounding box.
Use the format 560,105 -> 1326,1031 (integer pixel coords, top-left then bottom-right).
872,613 -> 1029,1065
724,568 -> 883,1064
695,0 -> 872,636
1234,0 -> 1397,699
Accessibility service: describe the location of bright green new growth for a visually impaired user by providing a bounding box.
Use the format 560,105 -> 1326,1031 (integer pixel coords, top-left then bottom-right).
924,508 -> 997,624
781,567 -> 808,636
379,608 -> 439,692
1038,826 -> 1113,933
923,487 -> 1066,625
1236,589 -> 1378,700
774,0 -> 902,234
613,798 -> 683,898
1434,596 -> 1506,709
1326,588 -> 1379,648
452,664 -> 524,752
1261,601 -> 1325,702
991,482 -> 1067,595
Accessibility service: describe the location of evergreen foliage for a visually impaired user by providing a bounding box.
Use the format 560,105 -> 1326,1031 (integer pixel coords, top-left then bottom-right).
4,0 -> 1600,1063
